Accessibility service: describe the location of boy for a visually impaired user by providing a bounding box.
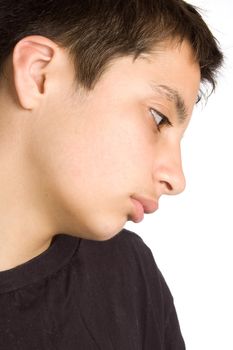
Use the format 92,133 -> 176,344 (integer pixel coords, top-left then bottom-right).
0,0 -> 223,349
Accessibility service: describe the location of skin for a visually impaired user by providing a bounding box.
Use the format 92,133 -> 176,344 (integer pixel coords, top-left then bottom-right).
0,36 -> 200,271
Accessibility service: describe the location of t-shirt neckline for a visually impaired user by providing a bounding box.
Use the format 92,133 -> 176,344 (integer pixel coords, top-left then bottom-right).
0,234 -> 80,294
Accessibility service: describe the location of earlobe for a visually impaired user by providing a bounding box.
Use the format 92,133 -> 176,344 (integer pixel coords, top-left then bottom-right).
13,36 -> 55,110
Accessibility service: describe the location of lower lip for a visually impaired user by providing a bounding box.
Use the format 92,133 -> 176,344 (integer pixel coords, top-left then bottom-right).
130,198 -> 144,223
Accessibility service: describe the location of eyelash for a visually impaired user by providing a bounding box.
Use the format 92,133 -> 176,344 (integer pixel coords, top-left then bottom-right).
149,108 -> 173,132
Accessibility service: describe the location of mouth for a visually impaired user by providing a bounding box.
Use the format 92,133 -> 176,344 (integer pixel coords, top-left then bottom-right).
129,196 -> 158,223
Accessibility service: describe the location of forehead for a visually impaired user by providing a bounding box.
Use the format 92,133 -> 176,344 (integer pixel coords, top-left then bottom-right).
140,39 -> 200,93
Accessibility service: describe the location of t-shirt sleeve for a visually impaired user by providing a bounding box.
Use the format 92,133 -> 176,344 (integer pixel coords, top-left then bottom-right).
129,230 -> 186,349
164,302 -> 186,350
77,228 -> 186,349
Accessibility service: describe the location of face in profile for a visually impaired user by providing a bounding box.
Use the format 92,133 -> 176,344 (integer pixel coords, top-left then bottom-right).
25,38 -> 200,240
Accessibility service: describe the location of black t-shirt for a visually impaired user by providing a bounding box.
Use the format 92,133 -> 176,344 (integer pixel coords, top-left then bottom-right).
0,228 -> 186,349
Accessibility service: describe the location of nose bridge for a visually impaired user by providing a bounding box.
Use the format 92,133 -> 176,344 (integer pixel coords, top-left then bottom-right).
154,141 -> 186,195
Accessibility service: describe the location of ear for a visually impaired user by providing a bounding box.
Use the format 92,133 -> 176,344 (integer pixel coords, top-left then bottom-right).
13,35 -> 57,110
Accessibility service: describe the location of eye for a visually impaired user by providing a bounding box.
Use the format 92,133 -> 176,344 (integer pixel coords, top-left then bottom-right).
149,108 -> 172,132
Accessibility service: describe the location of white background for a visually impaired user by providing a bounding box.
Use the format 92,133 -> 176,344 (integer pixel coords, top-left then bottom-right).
125,1 -> 233,349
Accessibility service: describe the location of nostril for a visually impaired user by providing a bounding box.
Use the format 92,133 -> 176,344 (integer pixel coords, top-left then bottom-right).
160,180 -> 173,192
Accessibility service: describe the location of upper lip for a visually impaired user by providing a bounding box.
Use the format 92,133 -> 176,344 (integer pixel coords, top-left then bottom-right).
131,195 -> 158,214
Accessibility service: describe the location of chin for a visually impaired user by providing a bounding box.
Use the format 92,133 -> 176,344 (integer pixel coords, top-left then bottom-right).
86,226 -> 123,241
81,216 -> 126,241
62,210 -> 126,241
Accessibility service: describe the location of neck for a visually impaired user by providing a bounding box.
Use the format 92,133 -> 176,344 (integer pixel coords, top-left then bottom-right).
0,124 -> 56,271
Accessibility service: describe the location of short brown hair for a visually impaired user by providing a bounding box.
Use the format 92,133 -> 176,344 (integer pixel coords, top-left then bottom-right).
0,0 -> 223,97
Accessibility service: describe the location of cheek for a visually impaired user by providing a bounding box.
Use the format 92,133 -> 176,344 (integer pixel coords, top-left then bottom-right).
39,94 -> 156,210
65,114 -> 154,192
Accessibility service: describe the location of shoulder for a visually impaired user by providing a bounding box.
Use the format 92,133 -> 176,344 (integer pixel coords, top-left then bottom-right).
72,229 -> 185,347
78,228 -> 152,258
77,228 -> 156,269
77,228 -> 174,307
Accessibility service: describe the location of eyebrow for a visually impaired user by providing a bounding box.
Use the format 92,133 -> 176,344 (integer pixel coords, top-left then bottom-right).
149,83 -> 188,123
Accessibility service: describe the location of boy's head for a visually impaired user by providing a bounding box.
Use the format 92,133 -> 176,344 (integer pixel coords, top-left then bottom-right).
0,1 -> 223,241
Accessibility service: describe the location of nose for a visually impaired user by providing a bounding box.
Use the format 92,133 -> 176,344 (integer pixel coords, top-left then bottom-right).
153,143 -> 186,196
